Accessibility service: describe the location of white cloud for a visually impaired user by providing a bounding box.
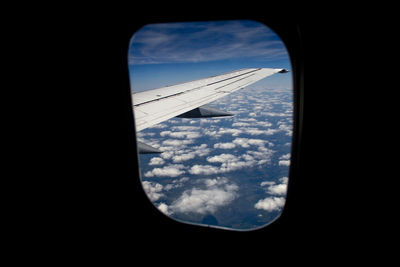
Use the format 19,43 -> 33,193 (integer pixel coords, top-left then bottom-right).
192,144 -> 211,157
203,129 -> 220,138
260,176 -> 288,196
207,153 -> 238,163
232,122 -> 251,127
264,129 -> 280,135
164,177 -> 190,191
267,183 -> 287,195
161,144 -> 212,164
203,178 -> 219,187
160,131 -> 202,139
261,112 -> 287,117
278,160 -> 290,166
160,151 -> 174,160
217,128 -> 242,136
234,138 -> 266,147
162,139 -> 193,147
157,202 -> 172,216
279,177 -> 289,184
247,148 -> 274,164
278,121 -> 293,136
240,127 -> 265,136
242,154 -> 254,161
142,181 -> 164,201
213,142 -> 236,149
171,126 -> 201,131
149,157 -> 165,166
238,118 -> 257,122
254,197 -> 285,211
172,153 -> 196,163
170,178 -> 239,214
189,165 -> 220,175
144,164 -> 185,177
220,160 -> 255,172
256,121 -> 273,127
279,153 -> 291,160
189,151 -> 267,175
260,181 -> 275,187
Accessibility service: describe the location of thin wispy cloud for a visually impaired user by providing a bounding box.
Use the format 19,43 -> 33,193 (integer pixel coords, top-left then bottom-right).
129,20 -> 287,65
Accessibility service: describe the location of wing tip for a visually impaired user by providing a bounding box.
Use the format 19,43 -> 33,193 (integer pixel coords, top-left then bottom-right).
278,68 -> 290,73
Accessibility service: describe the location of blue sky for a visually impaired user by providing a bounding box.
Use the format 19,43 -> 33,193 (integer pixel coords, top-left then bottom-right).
128,20 -> 292,92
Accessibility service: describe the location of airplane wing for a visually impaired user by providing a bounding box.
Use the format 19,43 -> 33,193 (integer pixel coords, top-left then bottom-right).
132,68 -> 288,153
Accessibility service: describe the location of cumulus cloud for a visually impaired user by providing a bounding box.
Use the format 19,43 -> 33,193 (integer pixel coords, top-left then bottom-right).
232,137 -> 266,148
232,122 -> 251,127
238,118 -> 257,122
217,128 -> 242,136
149,157 -> 165,166
172,153 -> 196,163
221,161 -> 254,172
192,144 -> 211,157
187,150 -> 271,175
144,164 -> 185,177
277,121 -> 293,136
207,153 -> 238,163
260,181 -> 275,187
160,131 -> 202,139
171,126 -> 201,131
213,142 -> 236,149
267,183 -> 287,195
162,139 -> 194,147
189,164 -> 220,175
254,197 -> 285,212
169,177 -> 239,214
278,160 -> 290,166
255,177 -> 288,212
261,112 -> 287,117
164,177 -> 189,191
142,181 -> 164,201
279,177 -> 289,184
160,151 -> 174,160
279,153 -> 291,160
256,121 -> 273,127
259,176 -> 288,196
157,202 -> 172,216
240,127 -> 266,136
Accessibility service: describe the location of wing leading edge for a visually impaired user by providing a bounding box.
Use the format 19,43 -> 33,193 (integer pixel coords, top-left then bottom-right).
132,68 -> 287,133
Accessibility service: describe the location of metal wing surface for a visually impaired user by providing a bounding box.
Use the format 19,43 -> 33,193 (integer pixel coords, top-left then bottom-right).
132,68 -> 285,132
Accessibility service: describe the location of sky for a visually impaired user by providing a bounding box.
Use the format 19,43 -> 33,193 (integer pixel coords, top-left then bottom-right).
128,20 -> 293,230
128,20 -> 292,92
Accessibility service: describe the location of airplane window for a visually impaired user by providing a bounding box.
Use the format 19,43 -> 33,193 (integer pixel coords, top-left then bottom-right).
128,20 -> 293,231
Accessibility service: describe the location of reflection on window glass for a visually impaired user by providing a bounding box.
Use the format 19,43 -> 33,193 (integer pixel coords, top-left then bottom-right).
129,20 -> 293,231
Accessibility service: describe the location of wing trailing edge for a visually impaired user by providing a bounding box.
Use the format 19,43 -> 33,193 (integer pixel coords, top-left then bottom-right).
177,105 -> 233,118
137,141 -> 161,154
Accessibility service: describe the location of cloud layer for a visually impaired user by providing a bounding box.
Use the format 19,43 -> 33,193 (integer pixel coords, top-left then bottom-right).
137,86 -> 293,229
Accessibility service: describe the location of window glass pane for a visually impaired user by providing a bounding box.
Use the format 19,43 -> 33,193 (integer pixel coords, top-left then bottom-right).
129,20 -> 293,231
